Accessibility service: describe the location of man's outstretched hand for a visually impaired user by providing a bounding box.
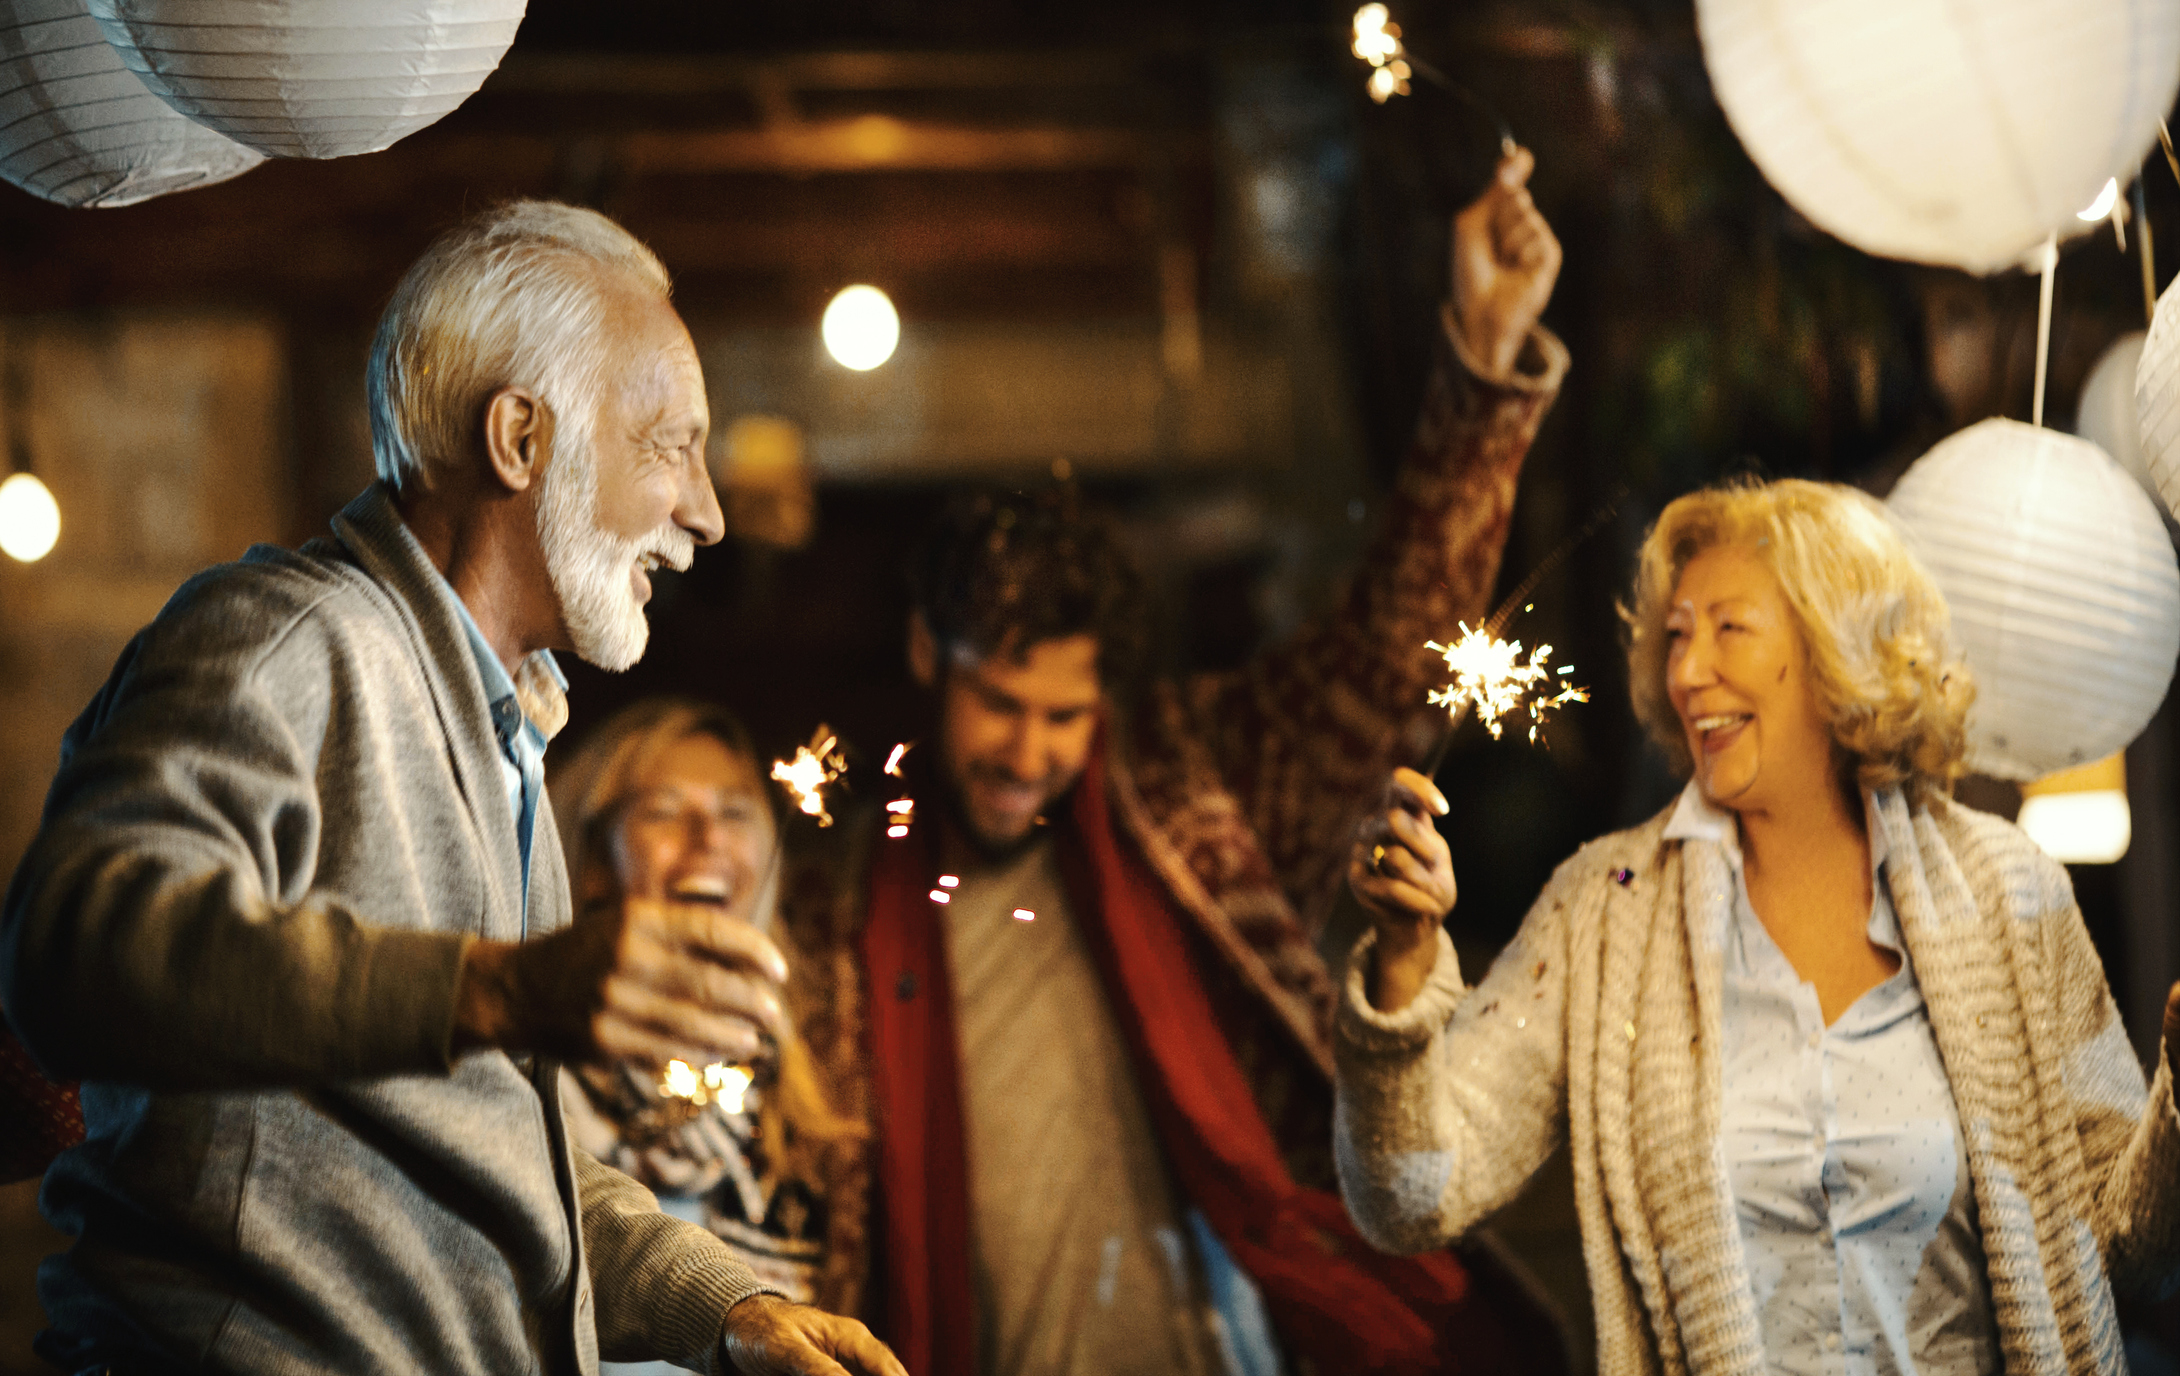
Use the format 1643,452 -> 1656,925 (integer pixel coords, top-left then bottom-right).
1450,144 -> 1561,380
722,1295 -> 908,1376
452,897 -> 788,1069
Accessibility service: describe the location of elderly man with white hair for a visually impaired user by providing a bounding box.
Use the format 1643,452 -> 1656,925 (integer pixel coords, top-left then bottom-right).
0,202 -> 903,1376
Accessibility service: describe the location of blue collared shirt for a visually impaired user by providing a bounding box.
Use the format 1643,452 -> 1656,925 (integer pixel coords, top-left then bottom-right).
1664,784 -> 1998,1376
444,589 -> 565,936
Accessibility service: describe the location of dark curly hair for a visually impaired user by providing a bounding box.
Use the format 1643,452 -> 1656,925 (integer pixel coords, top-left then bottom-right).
909,487 -> 1148,689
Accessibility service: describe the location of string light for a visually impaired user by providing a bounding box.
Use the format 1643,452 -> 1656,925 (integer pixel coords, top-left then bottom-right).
0,472 -> 58,562
822,285 -> 899,371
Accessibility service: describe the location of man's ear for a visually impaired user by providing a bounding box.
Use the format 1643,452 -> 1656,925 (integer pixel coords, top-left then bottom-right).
482,386 -> 550,494
907,610 -> 939,689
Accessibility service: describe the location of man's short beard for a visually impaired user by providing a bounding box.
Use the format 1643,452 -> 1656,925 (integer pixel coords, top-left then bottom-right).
534,423 -> 692,672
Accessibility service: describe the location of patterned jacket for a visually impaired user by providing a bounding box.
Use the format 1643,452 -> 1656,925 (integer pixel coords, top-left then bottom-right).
780,314 -> 1572,1319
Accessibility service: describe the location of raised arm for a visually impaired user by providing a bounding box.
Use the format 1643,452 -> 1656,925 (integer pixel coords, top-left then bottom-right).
1180,148 -> 1570,924
1333,769 -> 1571,1252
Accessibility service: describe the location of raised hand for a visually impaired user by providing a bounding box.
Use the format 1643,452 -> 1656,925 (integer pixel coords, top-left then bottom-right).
453,897 -> 788,1069
1450,144 -> 1561,380
1348,766 -> 1456,1014
722,1295 -> 909,1376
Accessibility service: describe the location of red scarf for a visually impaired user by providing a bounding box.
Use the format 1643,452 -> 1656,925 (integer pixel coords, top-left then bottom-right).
860,747 -> 1533,1375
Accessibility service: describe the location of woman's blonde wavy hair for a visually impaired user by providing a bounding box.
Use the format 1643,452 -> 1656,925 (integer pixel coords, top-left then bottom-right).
1623,478 -> 1976,807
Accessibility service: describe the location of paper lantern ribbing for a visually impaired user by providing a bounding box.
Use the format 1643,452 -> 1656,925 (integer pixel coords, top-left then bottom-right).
1887,418 -> 2180,780
2134,274 -> 2180,520
2077,330 -> 2152,498
1696,0 -> 2180,274
86,0 -> 528,160
0,0 -> 260,207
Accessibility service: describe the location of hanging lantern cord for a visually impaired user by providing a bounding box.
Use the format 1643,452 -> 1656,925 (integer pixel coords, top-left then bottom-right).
2032,233 -> 2057,429
3,328 -> 31,479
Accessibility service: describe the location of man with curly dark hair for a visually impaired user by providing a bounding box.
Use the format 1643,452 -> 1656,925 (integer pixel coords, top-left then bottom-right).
779,148 -> 1574,1376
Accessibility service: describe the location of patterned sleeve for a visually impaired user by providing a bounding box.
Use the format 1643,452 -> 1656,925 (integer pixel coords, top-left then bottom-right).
1177,312 -> 1568,927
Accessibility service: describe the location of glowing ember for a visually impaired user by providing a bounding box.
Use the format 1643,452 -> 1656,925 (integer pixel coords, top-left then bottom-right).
1426,622 -> 1590,746
771,725 -> 848,827
1013,908 -> 1036,922
658,1059 -> 754,1114
938,874 -> 959,888
929,889 -> 952,904
884,742 -> 912,777
888,824 -> 911,838
1353,4 -> 1413,103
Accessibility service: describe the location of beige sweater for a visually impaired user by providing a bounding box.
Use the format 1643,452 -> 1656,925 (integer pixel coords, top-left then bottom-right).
1334,787 -> 2180,1375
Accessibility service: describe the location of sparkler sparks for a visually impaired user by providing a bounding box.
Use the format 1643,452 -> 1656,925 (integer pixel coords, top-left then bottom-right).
1426,622 -> 1590,746
658,1058 -> 754,1115
771,725 -> 848,827
1352,4 -> 1413,103
884,742 -> 912,777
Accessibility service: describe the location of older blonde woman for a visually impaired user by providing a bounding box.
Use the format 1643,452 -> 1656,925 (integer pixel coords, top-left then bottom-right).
548,697 -> 866,1361
1336,478 -> 2180,1376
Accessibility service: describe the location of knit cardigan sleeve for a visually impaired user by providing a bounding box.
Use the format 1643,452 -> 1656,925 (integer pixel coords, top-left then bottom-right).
2043,884 -> 2180,1297
577,1145 -> 784,1373
1331,869 -> 1576,1255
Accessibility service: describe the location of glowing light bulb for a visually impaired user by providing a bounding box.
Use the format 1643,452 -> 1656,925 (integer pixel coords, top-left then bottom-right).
821,285 -> 900,371
2018,753 -> 2131,863
2078,177 -> 2120,222
2018,790 -> 2130,863
0,472 -> 58,562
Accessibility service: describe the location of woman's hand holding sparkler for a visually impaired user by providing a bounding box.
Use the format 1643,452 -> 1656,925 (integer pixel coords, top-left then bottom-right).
453,896 -> 788,1070
1451,145 -> 1560,381
1350,766 -> 1457,1015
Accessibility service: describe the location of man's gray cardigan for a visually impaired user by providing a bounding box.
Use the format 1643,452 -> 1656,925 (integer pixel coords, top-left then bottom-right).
0,485 -> 774,1375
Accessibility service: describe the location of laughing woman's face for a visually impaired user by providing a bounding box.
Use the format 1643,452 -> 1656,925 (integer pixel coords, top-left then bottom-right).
1664,545 -> 1837,814
609,732 -> 777,923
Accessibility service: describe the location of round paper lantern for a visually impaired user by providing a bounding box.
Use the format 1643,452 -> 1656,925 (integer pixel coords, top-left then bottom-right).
1696,0 -> 2180,273
2134,274 -> 2180,519
1887,418 -> 2180,780
0,0 -> 260,207
85,0 -> 528,160
2076,330 -> 2153,498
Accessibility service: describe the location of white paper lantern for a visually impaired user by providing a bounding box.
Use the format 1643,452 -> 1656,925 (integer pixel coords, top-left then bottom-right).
86,0 -> 528,160
2134,274 -> 2180,520
1887,418 -> 2180,780
0,0 -> 260,207
2076,330 -> 2152,498
1696,0 -> 2180,274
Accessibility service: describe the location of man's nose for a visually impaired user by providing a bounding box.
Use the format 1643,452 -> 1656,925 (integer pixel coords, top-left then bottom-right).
676,450 -> 726,546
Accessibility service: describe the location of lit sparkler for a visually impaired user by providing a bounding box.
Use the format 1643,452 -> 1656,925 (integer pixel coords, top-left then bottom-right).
1349,4 -> 1517,154
659,1058 -> 754,1115
1352,4 -> 1414,103
1425,622 -> 1589,747
772,725 -> 848,827
884,741 -> 912,777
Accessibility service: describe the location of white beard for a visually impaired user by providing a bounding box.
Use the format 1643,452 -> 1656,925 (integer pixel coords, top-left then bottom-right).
535,439 -> 693,672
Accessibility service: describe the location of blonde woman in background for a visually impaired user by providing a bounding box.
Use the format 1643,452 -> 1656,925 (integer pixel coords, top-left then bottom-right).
551,699 -> 866,1375
1336,478 -> 2180,1375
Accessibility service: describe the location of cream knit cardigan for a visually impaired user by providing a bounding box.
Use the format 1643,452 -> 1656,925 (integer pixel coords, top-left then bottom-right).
1334,788 -> 2180,1375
